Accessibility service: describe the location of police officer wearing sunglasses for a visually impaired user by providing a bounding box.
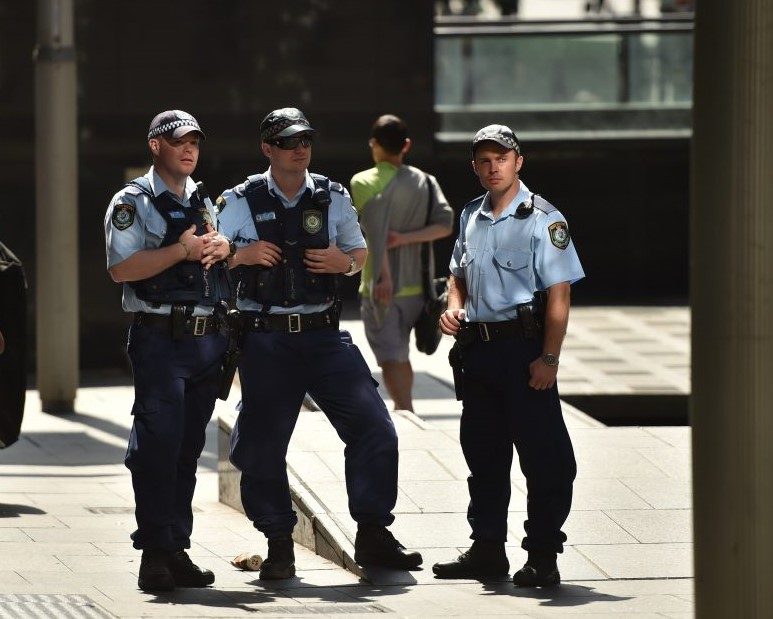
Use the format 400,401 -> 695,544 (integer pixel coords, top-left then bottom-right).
432,125 -> 584,586
216,108 -> 422,579
104,110 -> 232,592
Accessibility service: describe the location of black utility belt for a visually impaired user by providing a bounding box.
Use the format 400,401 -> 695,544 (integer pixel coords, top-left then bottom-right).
457,319 -> 539,344
243,307 -> 339,334
133,312 -> 220,336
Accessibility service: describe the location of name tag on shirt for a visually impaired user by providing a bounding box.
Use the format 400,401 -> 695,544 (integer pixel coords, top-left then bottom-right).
169,211 -> 186,219
255,212 -> 277,223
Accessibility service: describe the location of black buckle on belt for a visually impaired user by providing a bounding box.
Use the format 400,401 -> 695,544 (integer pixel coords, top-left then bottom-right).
193,316 -> 207,336
288,313 -> 301,333
478,322 -> 490,342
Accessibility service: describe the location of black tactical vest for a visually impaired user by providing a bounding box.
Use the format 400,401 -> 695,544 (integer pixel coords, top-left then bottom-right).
235,173 -> 337,308
127,177 -> 229,306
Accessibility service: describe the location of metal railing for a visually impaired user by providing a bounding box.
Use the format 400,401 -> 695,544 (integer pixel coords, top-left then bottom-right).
435,16 -> 693,140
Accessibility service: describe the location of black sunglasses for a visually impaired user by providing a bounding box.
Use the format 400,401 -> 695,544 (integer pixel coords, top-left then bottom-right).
270,134 -> 314,150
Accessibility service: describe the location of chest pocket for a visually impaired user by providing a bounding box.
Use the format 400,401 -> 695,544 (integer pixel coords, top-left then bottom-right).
144,210 -> 167,247
493,248 -> 529,272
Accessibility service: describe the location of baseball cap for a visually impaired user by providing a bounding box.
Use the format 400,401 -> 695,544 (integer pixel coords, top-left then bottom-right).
471,124 -> 520,154
260,107 -> 315,142
147,110 -> 205,140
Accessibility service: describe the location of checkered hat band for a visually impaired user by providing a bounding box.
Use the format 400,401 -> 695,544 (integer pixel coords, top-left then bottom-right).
148,119 -> 199,139
263,119 -> 307,141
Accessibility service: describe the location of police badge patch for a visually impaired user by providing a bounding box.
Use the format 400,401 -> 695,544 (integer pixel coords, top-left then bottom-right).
303,209 -> 323,234
548,221 -> 570,249
112,203 -> 135,230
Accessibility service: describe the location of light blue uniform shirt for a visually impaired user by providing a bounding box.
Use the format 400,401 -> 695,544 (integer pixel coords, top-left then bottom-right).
104,166 -> 217,316
217,168 -> 367,314
449,181 -> 585,323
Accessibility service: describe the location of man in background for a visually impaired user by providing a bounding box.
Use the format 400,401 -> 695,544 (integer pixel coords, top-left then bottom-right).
350,114 -> 453,412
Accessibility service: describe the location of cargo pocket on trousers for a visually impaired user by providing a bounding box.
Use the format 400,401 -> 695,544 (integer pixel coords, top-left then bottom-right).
130,398 -> 159,417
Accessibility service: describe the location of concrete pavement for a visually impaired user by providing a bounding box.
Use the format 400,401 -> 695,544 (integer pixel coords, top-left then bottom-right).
1,308 -> 693,617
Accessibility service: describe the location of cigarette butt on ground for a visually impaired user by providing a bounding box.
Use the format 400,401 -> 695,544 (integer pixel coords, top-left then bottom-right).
231,553 -> 263,571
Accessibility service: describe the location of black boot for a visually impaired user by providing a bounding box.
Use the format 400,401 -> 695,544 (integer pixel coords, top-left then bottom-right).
138,549 -> 174,592
354,525 -> 423,570
259,535 -> 296,580
169,550 -> 215,587
512,551 -> 560,587
432,540 -> 509,579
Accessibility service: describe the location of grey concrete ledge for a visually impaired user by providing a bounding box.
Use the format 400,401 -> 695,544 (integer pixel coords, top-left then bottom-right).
218,410 -> 364,577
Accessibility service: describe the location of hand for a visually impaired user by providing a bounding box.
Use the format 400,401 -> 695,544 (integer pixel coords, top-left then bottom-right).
386,230 -> 404,249
238,240 -> 282,267
528,357 -> 558,390
178,225 -> 217,262
201,233 -> 231,269
439,308 -> 465,336
373,274 -> 393,306
303,246 -> 350,274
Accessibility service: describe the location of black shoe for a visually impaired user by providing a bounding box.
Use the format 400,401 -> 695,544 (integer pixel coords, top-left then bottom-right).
512,552 -> 560,587
259,535 -> 296,580
169,550 -> 215,587
354,525 -> 423,570
138,549 -> 174,592
432,541 -> 510,579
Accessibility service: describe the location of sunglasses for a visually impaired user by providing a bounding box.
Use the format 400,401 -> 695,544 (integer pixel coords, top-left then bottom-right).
270,134 -> 314,150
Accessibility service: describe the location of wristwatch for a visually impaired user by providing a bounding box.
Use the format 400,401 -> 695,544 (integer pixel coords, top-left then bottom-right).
541,353 -> 559,367
227,239 -> 237,258
344,254 -> 357,276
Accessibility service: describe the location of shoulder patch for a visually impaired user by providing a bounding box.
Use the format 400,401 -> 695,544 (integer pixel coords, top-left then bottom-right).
111,203 -> 136,231
215,195 -> 227,213
548,221 -> 570,250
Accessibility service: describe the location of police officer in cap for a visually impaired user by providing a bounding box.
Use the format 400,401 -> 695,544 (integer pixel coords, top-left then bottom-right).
104,110 -> 232,592
432,125 -> 584,586
217,107 -> 422,578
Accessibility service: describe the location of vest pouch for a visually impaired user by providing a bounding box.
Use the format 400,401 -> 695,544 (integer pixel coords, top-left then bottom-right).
236,264 -> 283,305
303,271 -> 336,304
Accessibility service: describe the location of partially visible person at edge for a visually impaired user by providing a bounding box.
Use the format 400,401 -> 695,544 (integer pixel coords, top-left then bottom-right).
104,110 -> 232,593
216,107 -> 423,580
350,114 -> 453,412
431,125 -> 585,587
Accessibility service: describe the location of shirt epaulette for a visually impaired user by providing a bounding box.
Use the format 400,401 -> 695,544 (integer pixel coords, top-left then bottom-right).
329,181 -> 345,195
533,194 -> 557,215
231,182 -> 249,199
463,194 -> 486,213
122,184 -> 146,198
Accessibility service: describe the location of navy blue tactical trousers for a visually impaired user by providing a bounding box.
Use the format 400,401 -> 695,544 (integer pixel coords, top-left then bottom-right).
230,328 -> 398,539
125,323 -> 227,551
459,336 -> 576,554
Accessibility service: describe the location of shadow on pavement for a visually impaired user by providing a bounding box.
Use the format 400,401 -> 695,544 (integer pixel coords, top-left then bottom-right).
0,502 -> 46,517
250,576 -> 413,601
482,581 -> 634,606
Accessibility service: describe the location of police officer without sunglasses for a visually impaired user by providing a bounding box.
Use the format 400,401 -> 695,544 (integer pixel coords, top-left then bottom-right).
432,125 -> 585,587
104,110 -> 232,592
